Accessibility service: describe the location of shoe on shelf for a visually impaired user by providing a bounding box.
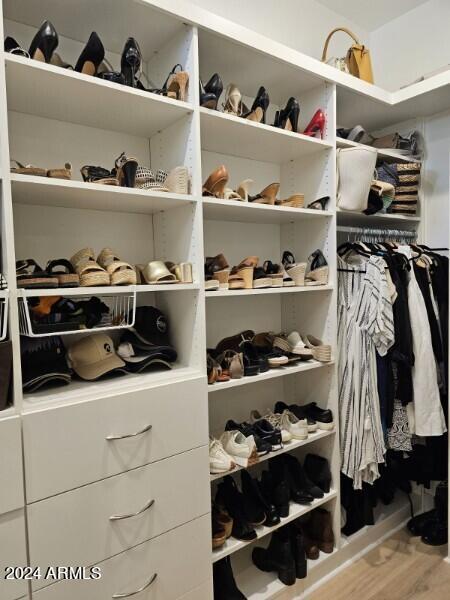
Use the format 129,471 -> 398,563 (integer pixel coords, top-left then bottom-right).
203,165 -> 229,198
213,504 -> 233,538
240,470 -> 267,527
46,259 -> 80,287
281,251 -> 307,286
277,409 -> 309,440
275,193 -> 305,208
114,152 -> 138,188
212,513 -> 227,549
207,354 -> 230,384
120,37 -> 142,88
216,350 -> 244,379
4,36 -> 29,58
305,249 -> 329,286
75,31 -> 105,76
306,508 -> 335,553
252,266 -> 273,289
29,20 -> 58,63
302,401 -> 334,430
248,182 -> 279,205
250,416 -> 283,450
290,524 -> 307,579
80,165 -> 118,185
273,97 -> 300,132
274,400 -> 318,433
303,109 -> 326,139
213,557 -> 247,600
244,86 -> 269,123
252,527 -> 296,586
262,260 -> 285,287
280,454 -> 322,501
241,470 -> 280,528
215,330 -> 255,355
294,521 -> 320,560
225,419 -> 271,457
97,248 -> 137,286
304,453 -> 332,494
286,331 -> 314,359
239,340 -> 261,376
205,254 -> 231,289
164,166 -> 190,194
200,73 -> 223,109
303,334 -> 332,362
16,259 -> 59,289
162,64 -> 189,101
261,469 -> 290,518
220,430 -> 258,468
231,257 -> 258,290
216,476 -> 257,541
223,83 -> 249,116
251,409 -> 292,443
209,438 -> 235,474
70,248 -> 110,287
307,195 -> 330,210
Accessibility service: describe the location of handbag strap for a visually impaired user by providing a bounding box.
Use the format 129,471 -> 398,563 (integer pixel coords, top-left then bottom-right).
322,27 -> 361,62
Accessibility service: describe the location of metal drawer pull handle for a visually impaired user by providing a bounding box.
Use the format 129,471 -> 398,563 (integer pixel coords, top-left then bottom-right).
112,573 -> 157,598
106,424 -> 152,441
109,498 -> 155,521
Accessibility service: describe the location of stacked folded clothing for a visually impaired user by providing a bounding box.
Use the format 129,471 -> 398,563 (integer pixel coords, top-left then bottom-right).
376,161 -> 421,216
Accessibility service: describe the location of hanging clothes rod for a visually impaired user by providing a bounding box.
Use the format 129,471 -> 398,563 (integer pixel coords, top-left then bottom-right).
336,225 -> 417,238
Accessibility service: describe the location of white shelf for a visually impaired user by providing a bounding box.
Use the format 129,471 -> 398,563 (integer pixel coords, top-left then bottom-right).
206,285 -> 333,298
212,489 -> 337,562
5,54 -> 193,137
18,284 -> 199,297
208,360 -> 334,393
23,365 -> 204,410
10,174 -> 196,215
336,137 -> 420,164
210,429 -> 335,482
200,107 -> 333,163
336,209 -> 420,228
202,198 -> 333,224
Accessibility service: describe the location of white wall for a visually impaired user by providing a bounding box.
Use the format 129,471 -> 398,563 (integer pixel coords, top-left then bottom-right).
190,0 -> 370,66
370,0 -> 450,91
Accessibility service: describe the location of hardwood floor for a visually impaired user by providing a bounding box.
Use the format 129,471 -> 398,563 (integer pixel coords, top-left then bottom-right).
309,529 -> 449,600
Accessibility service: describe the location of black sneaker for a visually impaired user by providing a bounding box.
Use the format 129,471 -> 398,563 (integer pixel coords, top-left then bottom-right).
225,419 -> 272,456
274,401 -> 317,433
252,418 -> 282,451
302,402 -> 334,430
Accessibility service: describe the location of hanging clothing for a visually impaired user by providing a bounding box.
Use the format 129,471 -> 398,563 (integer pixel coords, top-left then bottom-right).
338,255 -> 395,489
398,246 -> 447,437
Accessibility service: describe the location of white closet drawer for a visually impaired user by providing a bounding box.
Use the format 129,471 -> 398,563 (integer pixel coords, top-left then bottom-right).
23,376 -> 207,502
0,416 -> 24,514
31,514 -> 211,597
0,509 -> 29,600
178,580 -> 212,599
27,446 -> 210,572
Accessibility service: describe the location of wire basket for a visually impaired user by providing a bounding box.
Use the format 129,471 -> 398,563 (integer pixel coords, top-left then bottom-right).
0,291 -> 8,341
18,290 -> 136,337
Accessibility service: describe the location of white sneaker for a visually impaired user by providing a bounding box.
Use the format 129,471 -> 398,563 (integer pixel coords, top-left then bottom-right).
220,430 -> 257,467
250,409 -> 293,443
209,438 -> 235,474
278,409 -> 308,440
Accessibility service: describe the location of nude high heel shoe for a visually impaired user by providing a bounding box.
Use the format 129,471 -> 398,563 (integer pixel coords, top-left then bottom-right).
203,165 -> 229,198
249,183 -> 280,205
236,179 -> 254,201
223,84 -> 248,116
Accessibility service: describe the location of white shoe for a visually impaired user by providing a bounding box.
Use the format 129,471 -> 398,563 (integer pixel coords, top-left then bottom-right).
286,331 -> 314,358
220,430 -> 257,467
209,438 -> 235,474
278,409 -> 308,440
250,409 -> 292,443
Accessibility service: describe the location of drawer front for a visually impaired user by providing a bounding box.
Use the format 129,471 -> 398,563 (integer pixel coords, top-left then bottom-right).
28,446 -> 210,573
0,509 -> 28,600
23,376 -> 207,501
31,514 -> 211,598
0,416 -> 24,514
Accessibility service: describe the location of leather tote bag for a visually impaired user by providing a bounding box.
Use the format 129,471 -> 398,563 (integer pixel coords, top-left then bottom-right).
322,28 -> 374,83
337,146 -> 377,212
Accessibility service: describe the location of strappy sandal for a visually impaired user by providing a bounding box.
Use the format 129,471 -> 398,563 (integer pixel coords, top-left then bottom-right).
217,350 -> 244,379
249,183 -> 279,205
114,152 -> 138,188
97,248 -> 137,286
46,259 -> 80,287
47,162 -> 72,180
263,260 -> 284,287
80,165 -> 118,186
148,64 -> 189,102
165,262 -> 193,283
229,256 -> 258,290
137,261 -> 177,284
205,254 -> 230,289
305,250 -> 329,286
11,160 -> 47,177
135,167 -> 169,191
16,259 -> 58,288
282,251 -> 306,286
207,354 -> 230,384
303,334 -> 332,362
307,196 -> 330,210
252,267 -> 272,289
70,248 -> 110,287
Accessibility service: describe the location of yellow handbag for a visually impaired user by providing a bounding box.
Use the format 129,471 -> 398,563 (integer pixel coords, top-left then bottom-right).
322,27 -> 374,84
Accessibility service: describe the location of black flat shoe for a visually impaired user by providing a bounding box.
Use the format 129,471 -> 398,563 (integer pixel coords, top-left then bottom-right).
121,37 -> 142,88
252,418 -> 282,451
75,31 -> 105,76
29,20 -> 58,63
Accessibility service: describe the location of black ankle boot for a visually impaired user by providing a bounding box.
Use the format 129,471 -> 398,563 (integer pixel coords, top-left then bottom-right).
422,481 -> 448,546
281,454 -> 319,502
241,470 -> 279,527
213,556 -> 247,600
290,525 -> 307,579
261,469 -> 290,518
216,476 -> 256,541
304,454 -> 332,493
252,527 -> 296,586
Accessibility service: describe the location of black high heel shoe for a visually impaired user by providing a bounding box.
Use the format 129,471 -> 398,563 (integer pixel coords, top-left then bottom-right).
75,32 -> 105,76
200,73 -> 223,109
307,196 -> 330,210
4,36 -> 29,57
121,37 -> 142,88
29,20 -> 58,63
245,86 -> 269,123
114,152 -> 138,188
274,97 -> 300,132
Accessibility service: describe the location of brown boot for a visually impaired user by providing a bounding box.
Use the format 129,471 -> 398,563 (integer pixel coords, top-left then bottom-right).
293,522 -> 319,559
308,508 -> 334,553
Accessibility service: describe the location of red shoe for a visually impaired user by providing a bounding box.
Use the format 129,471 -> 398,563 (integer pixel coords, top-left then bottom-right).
303,109 -> 326,139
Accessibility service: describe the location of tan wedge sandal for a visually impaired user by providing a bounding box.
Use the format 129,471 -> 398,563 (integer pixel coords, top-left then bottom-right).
203,165 -> 229,198
205,254 -> 230,289
249,183 -> 280,205
303,334 -> 332,362
166,65 -> 189,102
71,248 -> 110,287
229,256 -> 258,290
47,162 -> 72,180
97,248 -> 137,286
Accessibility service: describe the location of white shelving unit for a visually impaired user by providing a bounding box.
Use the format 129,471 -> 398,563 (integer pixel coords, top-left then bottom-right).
0,0 -> 443,599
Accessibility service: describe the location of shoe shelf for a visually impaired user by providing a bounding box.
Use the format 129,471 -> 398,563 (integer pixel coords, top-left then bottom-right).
202,198 -> 333,225
212,489 -> 337,562
10,174 -> 197,215
210,429 -> 335,482
200,108 -> 333,163
4,54 -> 194,138
336,208 -> 420,228
17,283 -> 199,298
0,289 -> 9,341
208,360 -> 334,393
336,137 -> 421,164
205,285 -> 333,298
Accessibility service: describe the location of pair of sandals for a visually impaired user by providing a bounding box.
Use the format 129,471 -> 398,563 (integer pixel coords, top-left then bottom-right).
81,153 -> 138,188
282,250 -> 329,286
17,259 -> 79,289
71,248 -> 136,287
204,254 -> 256,290
136,261 -> 192,285
11,160 -> 72,180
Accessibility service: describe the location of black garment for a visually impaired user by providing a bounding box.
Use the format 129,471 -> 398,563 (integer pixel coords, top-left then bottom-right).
414,262 -> 443,364
0,340 -> 12,410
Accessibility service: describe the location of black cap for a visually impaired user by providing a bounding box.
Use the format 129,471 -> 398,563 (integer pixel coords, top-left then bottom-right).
131,306 -> 173,347
21,336 -> 72,392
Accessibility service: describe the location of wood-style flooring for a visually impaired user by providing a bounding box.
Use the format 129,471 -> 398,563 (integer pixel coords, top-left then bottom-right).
309,529 -> 450,600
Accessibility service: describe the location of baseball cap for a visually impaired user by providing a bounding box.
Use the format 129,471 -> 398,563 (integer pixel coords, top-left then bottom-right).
131,306 -> 172,347
21,336 -> 71,392
120,330 -> 177,362
117,341 -> 172,374
68,333 -> 125,381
